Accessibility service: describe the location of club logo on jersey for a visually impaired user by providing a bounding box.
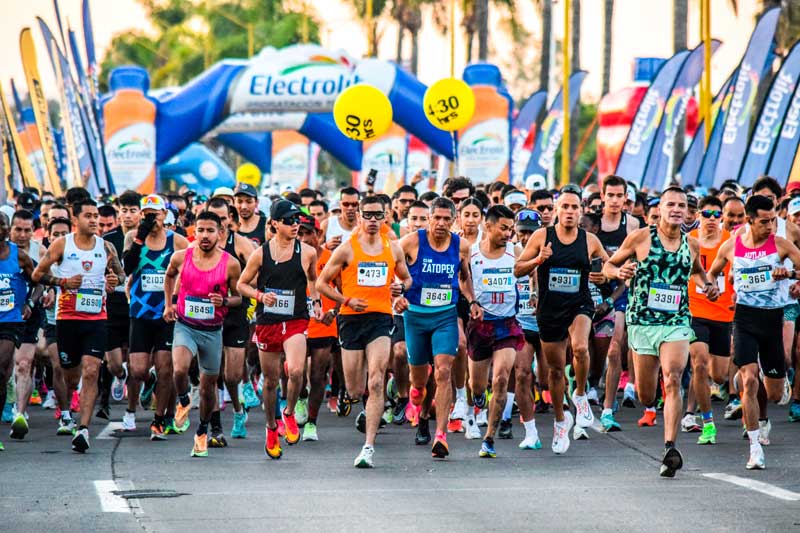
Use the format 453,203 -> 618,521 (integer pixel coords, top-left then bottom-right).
82,260 -> 93,272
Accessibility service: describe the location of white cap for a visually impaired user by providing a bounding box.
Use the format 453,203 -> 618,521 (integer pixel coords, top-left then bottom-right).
504,191 -> 527,208
212,186 -> 235,198
524,174 -> 547,192
627,187 -> 637,203
789,197 -> 800,216
0,205 -> 15,222
164,210 -> 176,226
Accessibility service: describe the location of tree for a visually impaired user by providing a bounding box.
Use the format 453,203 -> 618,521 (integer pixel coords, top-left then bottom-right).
673,0 -> 688,53
540,0 -> 552,91
602,0 -> 613,96
475,0 -> 490,60
349,0 -> 389,56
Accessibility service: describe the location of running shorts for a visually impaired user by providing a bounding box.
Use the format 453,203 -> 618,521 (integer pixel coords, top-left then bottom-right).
404,307 -> 459,365
129,317 -> 174,354
223,308 -> 249,349
537,303 -> 594,343
392,314 -> 405,344
105,314 -> 130,352
173,320 -> 223,375
56,319 -> 105,369
255,318 -> 308,353
338,312 -> 394,351
20,306 -> 42,344
690,317 -> 731,356
0,322 -> 22,349
734,304 -> 785,378
784,303 -> 800,324
467,317 -> 524,362
307,336 -> 336,351
627,324 -> 694,357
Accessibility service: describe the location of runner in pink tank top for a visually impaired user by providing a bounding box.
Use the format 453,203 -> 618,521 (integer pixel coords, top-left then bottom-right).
177,246 -> 230,328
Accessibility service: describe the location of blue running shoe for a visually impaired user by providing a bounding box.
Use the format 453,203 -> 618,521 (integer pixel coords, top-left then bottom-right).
1,403 -> 13,423
241,382 -> 261,410
600,411 -> 621,432
789,402 -> 800,423
479,438 -> 496,458
232,411 -> 247,438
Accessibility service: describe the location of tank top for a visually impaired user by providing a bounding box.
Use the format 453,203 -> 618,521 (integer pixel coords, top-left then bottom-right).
55,234 -> 107,321
516,274 -> 537,331
177,247 -> 229,329
129,231 -> 175,320
256,239 -> 309,324
238,215 -> 267,245
627,225 -> 691,327
223,231 -> 248,326
326,216 -> 354,243
0,243 -> 26,323
688,229 -> 734,322
406,230 -> 460,313
536,226 -> 593,316
471,241 -> 516,319
307,247 -> 338,339
732,233 -> 783,309
598,213 -> 628,253
340,234 -> 395,316
776,217 -> 793,306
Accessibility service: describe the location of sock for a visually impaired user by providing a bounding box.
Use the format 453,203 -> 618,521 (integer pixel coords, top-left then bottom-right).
62,411 -> 72,421
624,382 -> 635,395
502,392 -> 515,421
702,411 -> 713,424
308,416 -> 317,425
153,414 -> 164,426
466,408 -> 475,423
126,409 -> 135,415
79,425 -> 88,431
178,392 -> 191,407
234,407 -> 243,414
793,399 -> 800,405
645,406 -> 656,413
456,387 -> 466,401
601,408 -> 612,417
197,419 -> 209,436
523,419 -> 538,439
210,410 -> 221,431
435,429 -> 446,440
665,440 -> 675,450
747,429 -> 760,446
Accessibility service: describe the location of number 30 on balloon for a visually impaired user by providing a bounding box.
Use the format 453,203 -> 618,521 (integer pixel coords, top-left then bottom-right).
423,78 -> 476,132
333,84 -> 393,141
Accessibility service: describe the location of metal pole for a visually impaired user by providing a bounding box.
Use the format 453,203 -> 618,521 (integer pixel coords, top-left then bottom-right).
701,0 -> 712,146
561,0 -> 571,186
248,23 -> 254,57
450,0 -> 455,78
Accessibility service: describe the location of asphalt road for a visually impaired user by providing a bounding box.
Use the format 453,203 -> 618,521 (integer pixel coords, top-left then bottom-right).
2,398 -> 799,532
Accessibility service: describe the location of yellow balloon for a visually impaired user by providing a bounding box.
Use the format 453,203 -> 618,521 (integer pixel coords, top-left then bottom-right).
423,78 -> 476,132
236,163 -> 261,187
333,84 -> 393,141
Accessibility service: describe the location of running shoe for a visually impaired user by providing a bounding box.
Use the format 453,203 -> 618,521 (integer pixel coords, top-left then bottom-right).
465,417 -> 482,440
697,423 -> 716,445
302,422 -> 318,441
476,409 -> 488,427
473,390 -> 487,410
681,413 -> 701,433
354,444 -> 375,468
29,390 -> 41,406
190,386 -> 200,409
164,419 -> 180,435
0,441 -> 3,451
407,402 -> 418,427
1,403 -> 11,423
758,419 -> 771,446
111,376 -> 125,403
789,402 -> 800,422
70,391 -> 80,412
638,409 -> 657,427
600,411 -> 621,432
337,391 -> 352,417
451,396 -> 468,420
71,428 -> 90,453
659,447 -> 683,477
283,411 -> 300,444
415,418 -> 431,445
122,411 -> 136,431
150,421 -> 166,441
498,419 -> 513,439
10,413 -> 29,440
409,386 -> 426,407
209,431 -> 228,448
96,405 -> 110,420
779,378 -> 792,406
519,434 -> 542,450
381,406 -> 393,426
175,399 -> 192,433
447,419 -> 464,433
327,396 -> 338,413
586,387 -> 600,406
57,417 -> 75,436
622,386 -> 636,408
264,427 -> 282,459
573,426 -> 589,440
551,411 -> 574,455
277,419 -> 286,437
355,411 -> 366,434
139,368 -> 157,410
392,399 -> 408,425
232,411 -> 247,439
432,435 -> 449,458
42,390 -> 57,410
191,433 -> 209,457
479,438 -> 496,458
295,398 -> 309,426
746,445 -> 765,470
572,391 -> 595,428
724,398 -> 743,420
241,381 -> 261,410
386,376 -> 397,401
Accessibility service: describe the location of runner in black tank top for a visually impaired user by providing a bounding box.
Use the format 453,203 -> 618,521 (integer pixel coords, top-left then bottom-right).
256,240 -> 309,323
536,225 -> 593,327
597,213 -> 628,253
239,216 -> 267,246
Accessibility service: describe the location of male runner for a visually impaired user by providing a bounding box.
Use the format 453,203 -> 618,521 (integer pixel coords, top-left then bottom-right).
234,182 -> 267,245
123,194 -> 189,440
164,211 -> 242,457
517,186 -> 609,454
316,196 -> 411,468
397,197 -> 481,458
322,187 -> 360,250
722,196 -> 745,232
530,190 -> 555,226
237,200 -> 322,459
604,187 -> 719,477
33,199 -> 126,453
707,195 -> 800,469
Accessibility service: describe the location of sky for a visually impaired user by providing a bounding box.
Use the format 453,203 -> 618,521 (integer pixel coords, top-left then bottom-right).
0,0 -> 764,104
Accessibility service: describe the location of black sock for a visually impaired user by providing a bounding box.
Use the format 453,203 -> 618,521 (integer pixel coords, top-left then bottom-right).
793,399 -> 800,405
665,441 -> 675,450
126,409 -> 135,414
197,420 -> 209,436
729,393 -> 739,401
397,397 -> 409,407
308,416 -> 317,425
178,392 -> 191,407
79,425 -> 88,431
210,411 -> 221,431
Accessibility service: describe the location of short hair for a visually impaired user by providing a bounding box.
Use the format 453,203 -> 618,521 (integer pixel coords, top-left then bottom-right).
429,197 -> 456,218
48,217 -> 71,232
474,189 -> 491,209
117,190 -> 142,208
12,209 -> 33,224
207,197 -> 229,211
602,175 -> 627,193
723,196 -> 744,209
752,175 -> 783,198
699,196 -> 723,210
299,188 -> 316,199
586,192 -> 602,205
284,192 -> 302,205
635,192 -> 647,207
745,194 -> 774,218
408,200 -> 428,212
196,210 -> 222,227
340,187 -> 360,198
444,177 -> 475,198
359,195 -> 383,210
228,205 -> 239,225
488,181 -> 507,194
530,189 -> 554,203
581,212 -> 602,229
485,204 -> 515,224
48,202 -> 69,215
72,198 -> 97,216
309,199 -> 328,213
394,185 -> 418,199
98,205 -> 117,218
65,187 -> 91,205
661,186 -> 687,199
419,191 -> 440,204
376,193 -> 392,207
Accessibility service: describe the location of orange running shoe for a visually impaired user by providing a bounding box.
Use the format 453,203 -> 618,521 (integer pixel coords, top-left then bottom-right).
264,426 -> 282,459
327,396 -> 338,413
175,400 -> 192,432
277,419 -> 286,436
191,433 -> 208,457
447,419 -> 464,433
638,409 -> 657,427
30,390 -> 42,405
542,390 -> 552,405
282,411 -> 300,444
407,402 -> 418,427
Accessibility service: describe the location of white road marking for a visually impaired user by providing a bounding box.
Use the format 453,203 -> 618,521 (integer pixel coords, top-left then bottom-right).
97,422 -> 124,440
93,480 -> 130,513
703,473 -> 800,502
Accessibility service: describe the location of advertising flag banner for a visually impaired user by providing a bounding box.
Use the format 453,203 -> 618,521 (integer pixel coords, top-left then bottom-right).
511,90 -> 547,187
0,90 -> 38,189
271,130 -> 311,191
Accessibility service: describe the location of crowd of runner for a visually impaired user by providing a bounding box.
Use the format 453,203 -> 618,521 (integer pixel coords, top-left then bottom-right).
1,174 -> 799,476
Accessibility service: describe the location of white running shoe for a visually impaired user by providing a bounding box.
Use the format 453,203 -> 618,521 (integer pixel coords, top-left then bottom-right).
779,378 -> 791,406
573,425 -> 589,440
552,411 -> 574,455
465,417 -> 482,440
519,435 -> 542,449
586,387 -> 599,406
681,413 -> 700,433
476,409 -> 488,427
354,444 -> 375,468
758,419 -> 771,446
42,390 -> 57,410
223,385 -> 232,403
450,396 -> 468,420
572,391 -> 594,428
746,444 -> 765,470
122,411 -> 136,431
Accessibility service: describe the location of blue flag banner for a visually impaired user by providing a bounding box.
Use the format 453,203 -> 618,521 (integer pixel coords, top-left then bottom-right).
511,90 -> 547,186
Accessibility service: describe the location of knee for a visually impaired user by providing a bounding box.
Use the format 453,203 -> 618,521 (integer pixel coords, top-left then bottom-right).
435,365 -> 452,385
515,366 -> 533,386
155,359 -> 172,377
287,367 -> 304,383
691,359 -> 709,379
82,362 -> 101,383
548,367 -> 564,381
572,342 -> 590,359
367,374 -> 383,395
15,357 -> 33,376
129,360 -> 149,381
662,370 -> 681,392
741,372 -> 759,394
492,372 -> 509,392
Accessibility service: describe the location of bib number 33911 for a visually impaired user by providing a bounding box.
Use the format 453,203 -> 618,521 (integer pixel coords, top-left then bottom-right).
647,283 -> 681,313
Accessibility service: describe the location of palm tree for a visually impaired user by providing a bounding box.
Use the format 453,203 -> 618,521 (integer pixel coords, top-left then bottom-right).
673,0 -> 688,52
540,0 -> 552,91
350,0 -> 388,56
475,0 -> 490,60
602,0 -> 613,95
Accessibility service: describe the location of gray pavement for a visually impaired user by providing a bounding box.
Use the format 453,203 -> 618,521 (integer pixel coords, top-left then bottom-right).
2,399 -> 799,532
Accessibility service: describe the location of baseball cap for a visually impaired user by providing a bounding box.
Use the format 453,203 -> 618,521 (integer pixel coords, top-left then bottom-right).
786,181 -> 800,196
234,182 -> 258,198
298,213 -> 320,231
16,192 -> 38,211
789,197 -> 800,216
515,209 -> 542,231
504,190 -> 527,208
330,199 -> 341,212
212,186 -> 235,199
270,199 -> 302,220
524,174 -> 547,192
687,194 -> 698,209
140,194 -> 167,211
164,210 -> 176,226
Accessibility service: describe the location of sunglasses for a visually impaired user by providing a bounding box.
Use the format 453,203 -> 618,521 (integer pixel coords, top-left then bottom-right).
341,201 -> 359,208
701,209 -> 722,219
279,216 -> 300,225
398,198 -> 415,204
516,210 -> 541,223
535,204 -> 554,212
560,184 -> 582,196
361,211 -> 386,220
451,195 -> 469,204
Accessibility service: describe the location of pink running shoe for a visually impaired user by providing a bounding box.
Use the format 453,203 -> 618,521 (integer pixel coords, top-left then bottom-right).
70,391 -> 80,412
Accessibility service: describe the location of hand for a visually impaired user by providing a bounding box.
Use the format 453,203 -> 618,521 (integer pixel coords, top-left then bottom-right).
772,267 -> 791,281
704,283 -> 720,302
105,272 -> 119,293
469,302 -> 483,321
594,302 -> 610,317
535,242 -> 553,265
64,274 -> 83,290
163,304 -> 177,322
136,216 -> 156,242
346,297 -> 368,312
588,272 -> 606,285
22,305 -> 31,320
260,292 -> 277,307
393,297 -> 409,314
42,290 -> 55,309
321,309 -> 336,326
790,281 -> 800,299
312,301 -> 323,322
390,282 -> 405,298
208,292 -> 224,307
325,235 -> 342,250
618,260 -> 637,281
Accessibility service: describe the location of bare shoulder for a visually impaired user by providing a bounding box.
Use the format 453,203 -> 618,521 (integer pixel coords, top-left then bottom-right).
627,214 -> 641,231
173,233 -> 190,250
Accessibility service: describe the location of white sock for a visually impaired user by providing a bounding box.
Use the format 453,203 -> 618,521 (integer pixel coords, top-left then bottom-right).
502,393 -> 515,421
624,382 -> 635,395
602,408 -> 612,417
234,407 -> 243,414
747,429 -> 760,446
645,406 -> 656,413
466,407 -> 475,422
456,387 -> 466,401
523,418 -> 538,439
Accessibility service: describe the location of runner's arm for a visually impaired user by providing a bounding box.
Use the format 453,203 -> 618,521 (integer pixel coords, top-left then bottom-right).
162,251 -> 184,319
18,250 -> 42,306
316,244 -> 350,305
104,241 -> 126,286
223,257 -> 242,308
32,237 -> 71,287
173,233 -> 190,251
514,227 -> 547,277
391,241 -> 412,292
775,237 -> 800,275
235,247 -> 263,301
458,237 -> 477,304
302,243 -> 320,303
707,238 -> 732,279
603,228 -> 645,281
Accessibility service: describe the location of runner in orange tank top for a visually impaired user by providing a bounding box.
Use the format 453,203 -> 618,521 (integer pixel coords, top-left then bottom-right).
317,195 -> 411,469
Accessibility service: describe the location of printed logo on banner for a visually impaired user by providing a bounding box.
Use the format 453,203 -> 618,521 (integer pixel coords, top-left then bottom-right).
751,71 -> 795,155
661,89 -> 689,157
624,90 -> 664,156
458,118 -> 509,182
723,63 -> 759,144
105,123 -> 156,191
272,144 -> 309,188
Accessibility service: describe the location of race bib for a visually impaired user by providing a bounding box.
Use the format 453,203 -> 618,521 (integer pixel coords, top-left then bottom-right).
516,280 -> 535,316
141,269 -> 165,292
76,288 -> 103,314
307,296 -> 314,316
357,261 -> 388,287
481,268 -> 514,292
647,283 -> 681,313
421,284 -> 452,307
0,289 -> 14,312
549,268 -> 580,294
185,296 -> 214,321
264,288 -> 295,316
590,283 -> 603,307
739,265 -> 773,293
695,274 -> 725,294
